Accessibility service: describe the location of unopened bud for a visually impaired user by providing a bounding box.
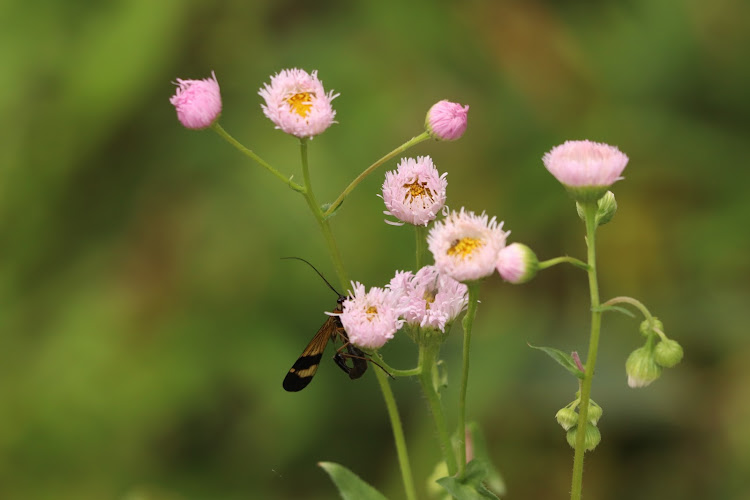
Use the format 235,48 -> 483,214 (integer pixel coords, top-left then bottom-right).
576,190 -> 617,226
587,401 -> 603,425
639,317 -> 664,337
496,243 -> 539,284
626,346 -> 662,388
654,338 -> 684,368
555,407 -> 579,431
566,424 -> 601,451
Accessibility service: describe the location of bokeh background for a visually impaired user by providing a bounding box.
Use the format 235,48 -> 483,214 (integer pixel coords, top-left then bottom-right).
3,0 -> 749,499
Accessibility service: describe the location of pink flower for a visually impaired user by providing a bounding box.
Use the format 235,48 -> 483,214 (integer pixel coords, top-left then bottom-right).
425,100 -> 469,141
542,140 -> 629,201
388,266 -> 468,332
259,68 -> 338,138
496,243 -> 538,284
170,71 -> 222,130
381,156 -> 447,226
427,208 -> 510,283
338,282 -> 403,349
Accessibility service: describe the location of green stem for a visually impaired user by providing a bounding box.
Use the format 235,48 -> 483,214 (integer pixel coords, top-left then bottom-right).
374,365 -> 418,500
415,224 -> 428,270
323,132 -> 430,218
457,282 -> 481,477
570,202 -> 603,500
601,296 -> 654,323
371,351 -> 421,377
418,342 -> 459,476
298,139 -> 349,289
297,139 -> 416,500
212,123 -> 305,192
538,256 -> 590,271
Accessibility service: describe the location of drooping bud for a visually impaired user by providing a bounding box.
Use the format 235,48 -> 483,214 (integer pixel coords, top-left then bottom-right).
654,338 -> 684,368
555,407 -> 579,431
587,400 -> 603,425
639,317 -> 665,337
566,424 -> 601,451
625,346 -> 662,388
496,243 -> 539,284
425,100 -> 469,141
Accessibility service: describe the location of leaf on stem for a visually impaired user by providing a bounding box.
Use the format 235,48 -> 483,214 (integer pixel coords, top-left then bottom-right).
593,305 -> 635,318
318,462 -> 389,500
436,460 -> 500,500
466,422 -> 506,496
528,344 -> 585,379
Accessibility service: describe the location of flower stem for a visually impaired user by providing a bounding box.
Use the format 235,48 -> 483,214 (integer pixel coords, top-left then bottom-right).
415,224 -> 428,270
212,123 -> 305,192
374,365 -> 418,500
297,139 -> 416,500
418,342 -> 458,476
538,255 -> 590,271
323,132 -> 431,218
601,296 -> 654,323
570,202 -> 603,500
298,139 -> 349,289
457,282 -> 481,477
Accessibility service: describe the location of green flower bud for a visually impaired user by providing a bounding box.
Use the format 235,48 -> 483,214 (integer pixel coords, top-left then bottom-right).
587,401 -> 603,425
654,338 -> 684,368
626,346 -> 662,388
576,191 -> 617,226
555,407 -> 579,431
639,317 -> 664,337
566,424 -> 602,451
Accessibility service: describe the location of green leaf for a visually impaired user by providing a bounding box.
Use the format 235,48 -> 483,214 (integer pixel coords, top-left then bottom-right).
593,304 -> 636,317
437,460 -> 500,500
466,422 -> 506,496
528,344 -> 585,379
319,462 -> 389,500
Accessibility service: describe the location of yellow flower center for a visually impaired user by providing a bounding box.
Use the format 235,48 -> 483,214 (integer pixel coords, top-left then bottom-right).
286,92 -> 314,117
423,290 -> 436,309
447,237 -> 484,259
403,180 -> 434,203
366,305 -> 378,320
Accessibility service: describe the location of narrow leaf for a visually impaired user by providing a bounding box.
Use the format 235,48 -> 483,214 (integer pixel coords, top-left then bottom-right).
594,305 -> 635,317
319,462 -> 389,500
528,344 -> 585,379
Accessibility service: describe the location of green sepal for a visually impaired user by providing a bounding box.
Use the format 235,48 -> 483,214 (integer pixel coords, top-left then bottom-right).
593,305 -> 636,318
319,462 -> 389,500
437,460 -> 500,500
321,199 -> 343,220
528,344 -> 585,379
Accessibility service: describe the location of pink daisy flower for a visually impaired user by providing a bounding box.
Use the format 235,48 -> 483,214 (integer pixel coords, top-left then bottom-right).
258,68 -> 338,139
381,156 -> 448,226
427,208 -> 510,283
337,282 -> 403,350
425,100 -> 469,141
170,71 -> 222,130
542,140 -> 629,201
388,266 -> 468,332
496,242 -> 539,284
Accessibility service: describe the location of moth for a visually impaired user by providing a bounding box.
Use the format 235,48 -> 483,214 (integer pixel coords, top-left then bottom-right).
281,258 -> 369,392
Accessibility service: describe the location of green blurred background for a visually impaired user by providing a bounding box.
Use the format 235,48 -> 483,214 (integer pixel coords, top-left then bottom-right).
3,0 -> 749,498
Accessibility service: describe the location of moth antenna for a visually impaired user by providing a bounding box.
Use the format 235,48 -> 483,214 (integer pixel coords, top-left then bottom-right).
281,257 -> 343,297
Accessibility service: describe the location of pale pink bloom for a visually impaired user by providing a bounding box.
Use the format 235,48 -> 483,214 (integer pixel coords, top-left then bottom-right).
258,68 -> 338,138
425,100 -> 469,141
427,208 -> 510,283
496,243 -> 538,284
542,140 -> 629,189
381,156 -> 447,226
170,71 -> 222,130
388,266 -> 468,332
338,282 -> 403,349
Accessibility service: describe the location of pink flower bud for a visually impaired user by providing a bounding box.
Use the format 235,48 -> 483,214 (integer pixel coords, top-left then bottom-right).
170,71 -> 222,130
425,100 -> 469,141
496,243 -> 539,284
